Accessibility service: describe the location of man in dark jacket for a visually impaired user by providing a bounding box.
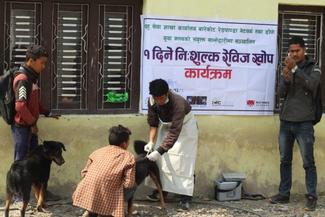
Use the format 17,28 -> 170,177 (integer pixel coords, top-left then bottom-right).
269,36 -> 321,211
12,45 -> 58,160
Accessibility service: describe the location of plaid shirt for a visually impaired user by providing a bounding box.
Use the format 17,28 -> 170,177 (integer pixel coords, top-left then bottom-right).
73,145 -> 135,217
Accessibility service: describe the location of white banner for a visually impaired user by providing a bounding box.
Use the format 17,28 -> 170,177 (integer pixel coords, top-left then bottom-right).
140,16 -> 277,115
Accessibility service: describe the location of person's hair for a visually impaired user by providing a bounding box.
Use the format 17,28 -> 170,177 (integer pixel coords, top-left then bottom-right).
108,125 -> 132,146
26,45 -> 48,61
149,79 -> 169,97
288,36 -> 305,48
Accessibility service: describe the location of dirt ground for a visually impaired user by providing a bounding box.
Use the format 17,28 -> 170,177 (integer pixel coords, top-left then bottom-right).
0,194 -> 324,217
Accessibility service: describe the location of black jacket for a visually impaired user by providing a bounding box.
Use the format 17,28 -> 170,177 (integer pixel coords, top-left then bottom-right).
279,56 -> 321,122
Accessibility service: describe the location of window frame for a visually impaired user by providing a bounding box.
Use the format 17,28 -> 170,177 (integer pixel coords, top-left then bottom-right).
0,0 -> 143,114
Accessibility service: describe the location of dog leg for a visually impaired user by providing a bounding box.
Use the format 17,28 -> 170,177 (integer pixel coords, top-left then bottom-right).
36,184 -> 47,212
4,194 -> 12,217
149,172 -> 166,209
32,184 -> 40,201
20,201 -> 28,217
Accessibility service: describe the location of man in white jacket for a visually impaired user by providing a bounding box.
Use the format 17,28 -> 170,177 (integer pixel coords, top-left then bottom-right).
145,79 -> 198,210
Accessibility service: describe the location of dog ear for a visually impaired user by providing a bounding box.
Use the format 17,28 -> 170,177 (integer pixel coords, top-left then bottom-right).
134,140 -> 147,155
43,141 -> 50,152
60,143 -> 66,151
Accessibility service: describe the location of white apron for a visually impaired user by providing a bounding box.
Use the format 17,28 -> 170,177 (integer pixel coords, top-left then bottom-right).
145,112 -> 198,196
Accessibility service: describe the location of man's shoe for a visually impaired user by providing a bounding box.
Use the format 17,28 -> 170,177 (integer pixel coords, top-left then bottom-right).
146,190 -> 168,202
46,190 -> 61,201
177,195 -> 191,211
304,195 -> 317,211
177,201 -> 190,210
269,194 -> 289,204
146,190 -> 161,202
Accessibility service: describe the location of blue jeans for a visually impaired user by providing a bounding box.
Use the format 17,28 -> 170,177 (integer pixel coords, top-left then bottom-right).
11,125 -> 38,161
278,120 -> 317,198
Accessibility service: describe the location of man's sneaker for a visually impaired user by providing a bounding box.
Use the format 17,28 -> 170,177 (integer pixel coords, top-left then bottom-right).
305,195 -> 317,211
146,190 -> 168,202
146,191 -> 159,202
177,201 -> 190,211
269,194 -> 289,204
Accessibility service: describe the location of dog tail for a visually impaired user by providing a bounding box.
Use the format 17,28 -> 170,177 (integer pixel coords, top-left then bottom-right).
6,164 -> 30,196
134,140 -> 147,155
6,169 -> 21,195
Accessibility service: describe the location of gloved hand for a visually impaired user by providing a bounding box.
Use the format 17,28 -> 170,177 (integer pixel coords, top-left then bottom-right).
147,150 -> 161,162
144,141 -> 154,152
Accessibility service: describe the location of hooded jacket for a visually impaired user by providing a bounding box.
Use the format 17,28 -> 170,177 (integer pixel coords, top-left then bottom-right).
279,56 -> 321,122
13,65 -> 49,126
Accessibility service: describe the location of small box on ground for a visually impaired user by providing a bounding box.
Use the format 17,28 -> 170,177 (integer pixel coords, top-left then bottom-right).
214,172 -> 246,201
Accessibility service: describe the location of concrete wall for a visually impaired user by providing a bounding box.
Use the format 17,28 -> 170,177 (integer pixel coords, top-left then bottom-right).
1,115 -> 325,198
1,0 -> 325,199
143,0 -> 325,21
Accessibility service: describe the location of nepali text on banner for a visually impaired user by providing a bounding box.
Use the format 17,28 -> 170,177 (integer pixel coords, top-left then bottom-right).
140,16 -> 277,115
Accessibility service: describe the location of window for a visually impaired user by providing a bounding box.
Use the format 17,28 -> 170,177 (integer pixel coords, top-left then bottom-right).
97,4 -> 135,111
51,3 -> 88,110
277,5 -> 324,110
1,0 -> 142,114
3,2 -> 42,69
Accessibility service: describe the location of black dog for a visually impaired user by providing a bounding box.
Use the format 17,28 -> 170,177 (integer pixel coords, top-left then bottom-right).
124,140 -> 165,217
4,141 -> 66,217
